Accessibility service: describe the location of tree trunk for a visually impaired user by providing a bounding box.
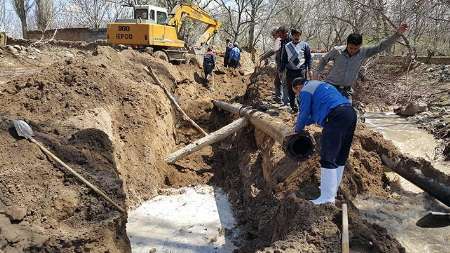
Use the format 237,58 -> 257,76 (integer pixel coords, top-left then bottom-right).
21,19 -> 27,39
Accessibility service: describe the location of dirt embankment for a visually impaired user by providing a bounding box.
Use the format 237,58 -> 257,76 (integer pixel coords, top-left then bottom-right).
0,44 -> 248,252
210,66 -> 406,252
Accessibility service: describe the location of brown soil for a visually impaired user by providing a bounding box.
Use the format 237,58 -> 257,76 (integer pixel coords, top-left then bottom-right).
211,66 -> 406,252
0,41 -> 440,253
0,44 -> 248,252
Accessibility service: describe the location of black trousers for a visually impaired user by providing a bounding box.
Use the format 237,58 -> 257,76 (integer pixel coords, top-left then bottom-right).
286,69 -> 306,109
320,105 -> 357,169
229,59 -> 239,68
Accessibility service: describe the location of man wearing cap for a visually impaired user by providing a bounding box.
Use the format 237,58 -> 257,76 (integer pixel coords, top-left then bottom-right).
313,24 -> 408,99
292,77 -> 356,205
280,28 -> 312,112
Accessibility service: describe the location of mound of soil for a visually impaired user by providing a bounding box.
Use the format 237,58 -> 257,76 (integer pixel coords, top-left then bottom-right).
0,45 -> 249,252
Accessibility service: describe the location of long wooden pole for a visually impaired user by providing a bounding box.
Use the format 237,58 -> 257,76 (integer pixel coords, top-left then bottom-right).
30,137 -> 126,213
342,203 -> 349,253
145,66 -> 208,136
166,118 -> 248,163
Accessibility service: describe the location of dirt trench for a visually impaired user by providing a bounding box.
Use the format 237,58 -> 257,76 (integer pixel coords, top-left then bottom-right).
0,44 -> 251,252
0,43 -> 443,253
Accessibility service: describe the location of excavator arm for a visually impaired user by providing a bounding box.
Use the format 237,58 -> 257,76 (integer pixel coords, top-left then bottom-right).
167,4 -> 221,46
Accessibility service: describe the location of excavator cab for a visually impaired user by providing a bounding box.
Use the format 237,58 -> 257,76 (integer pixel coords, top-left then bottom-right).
133,5 -> 168,25
107,3 -> 220,62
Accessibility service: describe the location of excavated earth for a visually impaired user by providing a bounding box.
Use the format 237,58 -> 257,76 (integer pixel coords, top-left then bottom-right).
0,42 -> 444,252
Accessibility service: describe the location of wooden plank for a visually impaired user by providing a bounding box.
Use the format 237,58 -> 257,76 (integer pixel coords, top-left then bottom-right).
166,118 -> 248,164
342,203 -> 349,253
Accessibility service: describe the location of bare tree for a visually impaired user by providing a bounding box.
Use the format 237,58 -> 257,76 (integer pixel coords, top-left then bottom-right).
35,0 -> 53,31
11,0 -> 34,38
70,0 -> 124,29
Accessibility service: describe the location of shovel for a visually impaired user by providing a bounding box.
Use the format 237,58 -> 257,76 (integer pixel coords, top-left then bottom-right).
13,120 -> 125,213
416,211 -> 450,228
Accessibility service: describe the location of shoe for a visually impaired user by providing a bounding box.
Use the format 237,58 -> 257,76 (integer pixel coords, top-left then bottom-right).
311,168 -> 337,205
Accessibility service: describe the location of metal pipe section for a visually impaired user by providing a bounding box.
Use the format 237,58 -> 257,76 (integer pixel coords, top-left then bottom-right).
213,100 -> 314,161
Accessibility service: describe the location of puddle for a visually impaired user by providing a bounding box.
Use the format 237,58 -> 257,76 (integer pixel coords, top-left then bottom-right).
364,112 -> 449,192
354,112 -> 450,253
127,185 -> 238,253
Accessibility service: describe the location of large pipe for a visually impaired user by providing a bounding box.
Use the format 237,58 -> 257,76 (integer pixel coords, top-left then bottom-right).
381,154 -> 450,207
213,100 -> 314,161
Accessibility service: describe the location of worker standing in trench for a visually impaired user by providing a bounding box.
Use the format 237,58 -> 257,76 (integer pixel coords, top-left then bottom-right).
313,23 -> 408,100
203,47 -> 216,86
280,28 -> 313,113
292,77 -> 356,205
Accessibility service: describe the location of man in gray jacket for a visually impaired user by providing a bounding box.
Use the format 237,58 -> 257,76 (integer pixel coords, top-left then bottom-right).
313,24 -> 408,98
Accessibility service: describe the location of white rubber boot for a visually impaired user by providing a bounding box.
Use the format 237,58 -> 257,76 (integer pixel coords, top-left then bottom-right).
311,168 -> 337,205
335,165 -> 345,198
336,165 -> 345,187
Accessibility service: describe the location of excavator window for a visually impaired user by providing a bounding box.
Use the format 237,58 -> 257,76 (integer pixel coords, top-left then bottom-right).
157,12 -> 168,25
149,10 -> 155,21
135,9 -> 148,20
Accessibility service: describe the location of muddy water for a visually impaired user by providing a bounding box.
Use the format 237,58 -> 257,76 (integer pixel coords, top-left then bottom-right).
127,185 -> 238,253
354,112 -> 450,253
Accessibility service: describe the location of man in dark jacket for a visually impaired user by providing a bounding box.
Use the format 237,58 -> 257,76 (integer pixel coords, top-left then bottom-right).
280,28 -> 312,112
224,39 -> 233,68
203,48 -> 216,84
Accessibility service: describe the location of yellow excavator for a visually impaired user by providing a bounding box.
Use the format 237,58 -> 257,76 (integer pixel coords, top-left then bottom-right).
107,4 -> 220,62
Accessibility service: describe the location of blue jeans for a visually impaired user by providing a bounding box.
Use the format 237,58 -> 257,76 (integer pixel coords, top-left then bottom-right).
274,74 -> 289,105
320,105 -> 357,169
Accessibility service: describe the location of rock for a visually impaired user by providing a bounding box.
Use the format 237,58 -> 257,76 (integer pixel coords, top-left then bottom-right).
64,52 -> 75,58
117,44 -> 127,50
239,69 -> 245,76
6,45 -> 18,54
214,68 -> 226,75
144,47 -> 153,54
2,227 -> 21,243
426,67 -> 435,72
5,206 -> 27,222
30,47 -> 41,54
395,102 -> 427,117
148,248 -> 157,253
12,45 -> 22,51
444,143 -> 450,161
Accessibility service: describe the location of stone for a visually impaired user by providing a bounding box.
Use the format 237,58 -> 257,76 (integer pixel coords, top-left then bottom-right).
64,52 -> 75,58
30,47 -> 41,54
149,248 -> 157,253
396,102 -> 427,117
5,206 -> 27,222
144,47 -> 153,54
12,45 -> 21,51
6,45 -> 18,54
214,68 -> 226,75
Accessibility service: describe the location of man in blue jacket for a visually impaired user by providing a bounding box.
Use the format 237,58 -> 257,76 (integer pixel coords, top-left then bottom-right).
229,43 -> 241,68
293,77 -> 357,205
